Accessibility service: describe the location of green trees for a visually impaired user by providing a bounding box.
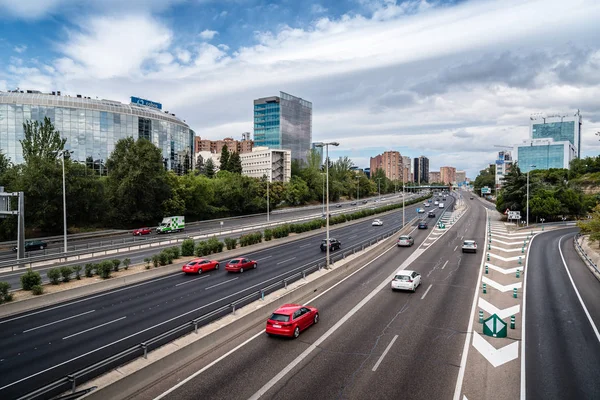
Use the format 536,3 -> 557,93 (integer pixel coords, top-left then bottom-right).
229,152 -> 243,174
204,158 -> 216,178
20,117 -> 67,164
473,165 -> 495,196
578,204 -> 600,247
106,138 -> 171,226
219,145 -> 230,172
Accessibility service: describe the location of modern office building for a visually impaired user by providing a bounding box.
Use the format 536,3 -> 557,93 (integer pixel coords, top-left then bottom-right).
370,151 -> 402,181
413,156 -> 429,184
530,112 -> 582,157
494,151 -> 513,188
239,146 -> 291,183
440,166 -> 456,185
0,90 -> 194,174
311,142 -> 324,165
253,92 -> 312,163
194,135 -> 253,155
429,171 -> 441,183
514,139 -> 575,173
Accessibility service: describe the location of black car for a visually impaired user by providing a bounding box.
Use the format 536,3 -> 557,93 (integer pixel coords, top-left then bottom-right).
418,221 -> 428,229
320,238 -> 341,251
12,240 -> 48,252
336,204 -> 343,208
470,196 -> 474,200
351,202 -> 357,206
427,211 -> 436,218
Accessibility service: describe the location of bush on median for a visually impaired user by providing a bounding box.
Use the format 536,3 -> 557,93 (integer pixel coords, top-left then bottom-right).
21,270 -> 42,291
84,263 -> 96,277
98,260 -> 113,279
60,266 -> 74,283
32,285 -> 44,295
47,268 -> 61,285
224,237 -> 237,250
0,281 -> 12,303
181,239 -> 195,257
111,259 -> 121,272
73,265 -> 82,279
123,258 -> 131,270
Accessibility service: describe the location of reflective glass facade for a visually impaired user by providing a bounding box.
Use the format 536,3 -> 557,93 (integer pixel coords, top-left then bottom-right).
0,92 -> 193,173
516,144 -> 567,173
532,121 -> 574,145
254,92 -> 312,162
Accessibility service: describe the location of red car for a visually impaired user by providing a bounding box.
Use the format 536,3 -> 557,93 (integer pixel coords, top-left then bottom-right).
182,258 -> 220,274
265,304 -> 319,338
225,257 -> 257,273
133,227 -> 152,236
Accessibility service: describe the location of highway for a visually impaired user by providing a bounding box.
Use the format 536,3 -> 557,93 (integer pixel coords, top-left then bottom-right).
0,195 -> 421,289
131,192 -> 487,400
525,228 -> 600,399
0,193 -> 406,261
0,194 -> 448,399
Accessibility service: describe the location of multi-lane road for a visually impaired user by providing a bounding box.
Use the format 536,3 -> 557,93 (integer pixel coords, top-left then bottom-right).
0,193 -> 446,399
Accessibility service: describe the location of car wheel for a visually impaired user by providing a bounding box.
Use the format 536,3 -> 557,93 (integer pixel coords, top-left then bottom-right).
215,263 -> 219,270
313,313 -> 319,325
197,269 -> 202,275
253,263 -> 257,269
240,268 -> 244,273
40,245 -> 44,250
293,326 -> 300,338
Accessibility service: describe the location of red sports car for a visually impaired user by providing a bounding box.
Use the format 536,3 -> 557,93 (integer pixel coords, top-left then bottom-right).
265,304 -> 319,338
182,258 -> 220,274
225,257 -> 257,273
133,227 -> 152,236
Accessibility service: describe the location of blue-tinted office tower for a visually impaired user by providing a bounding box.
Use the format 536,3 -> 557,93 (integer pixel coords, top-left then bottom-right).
514,112 -> 582,173
254,92 -> 312,163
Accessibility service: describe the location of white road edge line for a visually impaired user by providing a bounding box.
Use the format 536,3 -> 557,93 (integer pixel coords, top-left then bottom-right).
23,310 -> 96,333
420,284 -> 433,300
277,257 -> 296,265
521,229 -> 536,400
442,260 -> 449,270
558,234 -> 600,344
299,244 -> 312,248
154,238 -> 407,400
372,334 -> 399,372
452,209 -> 488,400
62,316 -> 126,340
175,275 -> 210,287
205,278 -> 238,290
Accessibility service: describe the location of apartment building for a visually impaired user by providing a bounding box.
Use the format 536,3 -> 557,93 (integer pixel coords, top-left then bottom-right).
240,146 -> 291,183
440,166 -> 456,185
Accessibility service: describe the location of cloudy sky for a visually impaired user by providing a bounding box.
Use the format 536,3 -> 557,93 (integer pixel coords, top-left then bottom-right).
1,0 -> 600,179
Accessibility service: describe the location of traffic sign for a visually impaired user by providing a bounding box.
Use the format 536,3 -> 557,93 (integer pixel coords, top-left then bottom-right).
483,313 -> 507,338
507,211 -> 521,220
504,208 -> 510,215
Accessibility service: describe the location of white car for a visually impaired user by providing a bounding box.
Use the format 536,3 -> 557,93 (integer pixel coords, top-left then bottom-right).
391,270 -> 421,292
424,203 -> 430,207
397,235 -> 414,247
372,219 -> 383,226
438,203 -> 444,208
417,208 -> 425,213
462,240 -> 478,253
434,201 -> 439,205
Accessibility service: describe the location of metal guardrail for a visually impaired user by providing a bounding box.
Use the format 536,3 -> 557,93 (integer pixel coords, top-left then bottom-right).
574,233 -> 600,275
0,195 -> 422,272
17,216 -> 419,400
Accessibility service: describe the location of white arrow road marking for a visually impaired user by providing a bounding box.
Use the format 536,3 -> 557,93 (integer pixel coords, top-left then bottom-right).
472,331 -> 519,367
488,253 -> 522,262
490,245 -> 526,253
478,297 -> 520,319
486,263 -> 521,275
482,277 -> 522,292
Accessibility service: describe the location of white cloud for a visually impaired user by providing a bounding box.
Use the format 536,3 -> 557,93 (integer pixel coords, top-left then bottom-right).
199,29 -> 218,40
13,45 -> 27,53
311,4 -> 328,14
175,48 -> 191,63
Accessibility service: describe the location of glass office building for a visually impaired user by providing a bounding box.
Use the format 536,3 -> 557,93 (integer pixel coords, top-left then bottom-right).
530,114 -> 582,157
514,140 -> 575,173
0,91 -> 194,173
253,92 -> 312,162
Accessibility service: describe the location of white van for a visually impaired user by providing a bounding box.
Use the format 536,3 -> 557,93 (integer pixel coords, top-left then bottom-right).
438,203 -> 444,208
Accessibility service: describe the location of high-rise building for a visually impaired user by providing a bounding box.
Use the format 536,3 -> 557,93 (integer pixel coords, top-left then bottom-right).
253,92 -> 312,163
370,151 -> 402,181
440,166 -> 456,185
413,156 -> 429,184
401,156 -> 411,183
429,171 -> 441,183
494,151 -> 513,188
311,142 -> 324,165
456,170 -> 466,184
530,113 -> 582,157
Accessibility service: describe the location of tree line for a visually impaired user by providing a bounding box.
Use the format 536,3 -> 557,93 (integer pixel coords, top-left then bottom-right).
0,118 -> 414,240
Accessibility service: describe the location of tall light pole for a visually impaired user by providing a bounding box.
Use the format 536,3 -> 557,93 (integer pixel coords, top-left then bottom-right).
315,141 -> 339,269
376,178 -> 382,202
265,167 -> 271,222
356,176 -> 360,202
57,150 -> 69,253
526,164 -> 536,227
322,172 -> 325,215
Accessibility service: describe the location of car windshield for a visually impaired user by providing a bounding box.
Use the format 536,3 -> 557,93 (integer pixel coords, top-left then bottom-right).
187,261 -> 197,265
229,259 -> 240,264
464,241 -> 475,246
395,275 -> 410,281
270,313 -> 290,322
399,236 -> 409,240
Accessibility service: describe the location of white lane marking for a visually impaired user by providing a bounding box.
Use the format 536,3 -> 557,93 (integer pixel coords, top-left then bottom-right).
453,210 -> 489,400
461,236 -> 464,240
205,278 -> 238,290
521,229 -> 536,400
481,277 -> 521,292
175,275 -> 210,287
453,245 -> 458,252
420,284 -> 433,300
255,256 -> 272,261
23,310 -> 96,333
0,273 -> 178,325
248,248 -> 426,400
472,331 -> 519,367
277,257 -> 296,265
62,316 -> 127,340
299,243 -> 312,248
477,298 -> 520,319
442,260 -> 448,270
154,237 -> 406,400
348,235 -> 358,239
558,235 -> 600,344
372,334 -> 399,372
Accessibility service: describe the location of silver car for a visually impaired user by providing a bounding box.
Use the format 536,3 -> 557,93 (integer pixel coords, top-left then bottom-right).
462,240 -> 477,253
397,235 -> 414,247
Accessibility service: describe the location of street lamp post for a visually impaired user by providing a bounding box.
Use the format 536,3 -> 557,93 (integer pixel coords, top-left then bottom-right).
322,173 -> 325,215
57,150 -> 69,253
356,176 -> 360,202
526,164 -> 536,227
267,172 -> 270,223
315,141 -> 339,269
377,178 -> 381,202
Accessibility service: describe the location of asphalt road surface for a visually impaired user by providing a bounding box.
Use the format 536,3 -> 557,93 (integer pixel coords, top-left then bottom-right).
0,195 -> 449,399
525,228 -> 600,399
130,192 -> 487,400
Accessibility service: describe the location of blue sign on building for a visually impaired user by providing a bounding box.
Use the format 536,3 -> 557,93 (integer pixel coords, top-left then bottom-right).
131,96 -> 162,110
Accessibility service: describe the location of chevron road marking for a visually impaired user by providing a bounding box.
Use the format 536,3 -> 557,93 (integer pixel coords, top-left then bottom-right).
478,297 -> 520,319
490,245 -> 526,253
490,229 -> 530,237
472,331 -> 519,368
482,276 -> 522,292
488,253 -> 522,262
486,263 -> 521,275
490,239 -> 528,246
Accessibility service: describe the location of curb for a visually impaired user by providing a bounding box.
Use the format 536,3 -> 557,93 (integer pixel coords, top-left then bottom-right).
573,235 -> 600,282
